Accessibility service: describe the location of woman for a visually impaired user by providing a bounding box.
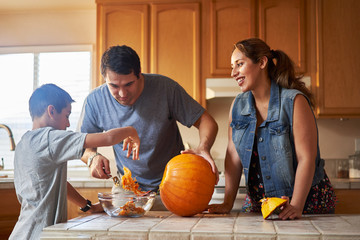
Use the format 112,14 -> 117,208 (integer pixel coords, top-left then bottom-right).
208,38 -> 336,219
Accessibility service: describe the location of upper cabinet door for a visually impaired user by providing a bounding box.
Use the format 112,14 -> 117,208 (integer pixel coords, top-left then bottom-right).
258,0 -> 306,73
96,4 -> 149,85
209,0 -> 256,76
315,0 -> 360,117
151,3 -> 201,101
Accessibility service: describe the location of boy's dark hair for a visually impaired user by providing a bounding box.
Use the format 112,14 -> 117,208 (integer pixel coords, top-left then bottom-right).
29,84 -> 74,120
100,45 -> 141,79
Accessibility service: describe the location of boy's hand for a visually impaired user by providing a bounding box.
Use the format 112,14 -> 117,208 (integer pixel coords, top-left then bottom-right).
89,202 -> 104,213
123,135 -> 140,160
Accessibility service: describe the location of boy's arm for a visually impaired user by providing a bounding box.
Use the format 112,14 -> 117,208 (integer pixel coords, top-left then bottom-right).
81,126 -> 140,179
67,182 -> 103,214
83,126 -> 139,157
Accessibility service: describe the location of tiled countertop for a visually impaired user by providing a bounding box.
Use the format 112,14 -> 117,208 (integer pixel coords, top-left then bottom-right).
0,175 -> 115,189
1,169 -> 360,190
40,211 -> 360,240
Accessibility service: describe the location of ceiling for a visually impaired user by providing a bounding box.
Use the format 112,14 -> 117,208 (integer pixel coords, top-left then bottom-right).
0,0 -> 96,12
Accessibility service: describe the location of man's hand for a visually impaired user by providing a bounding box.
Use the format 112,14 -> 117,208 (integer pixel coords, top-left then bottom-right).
181,148 -> 219,184
90,154 -> 111,179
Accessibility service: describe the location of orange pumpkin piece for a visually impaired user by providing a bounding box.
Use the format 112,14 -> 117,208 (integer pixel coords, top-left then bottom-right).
159,154 -> 216,217
121,166 -> 145,196
260,197 -> 287,219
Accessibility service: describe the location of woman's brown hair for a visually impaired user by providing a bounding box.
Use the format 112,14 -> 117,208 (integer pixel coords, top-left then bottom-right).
234,38 -> 315,108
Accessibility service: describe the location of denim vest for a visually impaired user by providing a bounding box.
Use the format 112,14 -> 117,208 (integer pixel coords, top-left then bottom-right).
231,81 -> 325,197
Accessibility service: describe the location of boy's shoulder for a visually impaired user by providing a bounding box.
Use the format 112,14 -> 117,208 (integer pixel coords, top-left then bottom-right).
22,127 -> 82,141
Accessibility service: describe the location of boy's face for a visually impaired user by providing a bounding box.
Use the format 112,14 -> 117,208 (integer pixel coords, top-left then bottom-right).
52,103 -> 71,130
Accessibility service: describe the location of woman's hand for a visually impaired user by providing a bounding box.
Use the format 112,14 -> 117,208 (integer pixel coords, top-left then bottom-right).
278,196 -> 303,220
207,203 -> 232,214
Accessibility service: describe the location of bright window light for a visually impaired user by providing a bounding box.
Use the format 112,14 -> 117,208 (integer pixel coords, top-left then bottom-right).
0,46 -> 92,170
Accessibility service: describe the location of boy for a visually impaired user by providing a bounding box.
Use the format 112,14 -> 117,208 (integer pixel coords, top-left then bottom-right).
10,84 -> 140,239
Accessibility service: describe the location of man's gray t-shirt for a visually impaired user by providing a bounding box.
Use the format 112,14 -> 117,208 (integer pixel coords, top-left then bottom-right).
80,74 -> 204,191
10,127 -> 87,240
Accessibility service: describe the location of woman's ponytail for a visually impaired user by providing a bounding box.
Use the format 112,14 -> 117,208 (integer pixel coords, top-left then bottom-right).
271,49 -> 315,108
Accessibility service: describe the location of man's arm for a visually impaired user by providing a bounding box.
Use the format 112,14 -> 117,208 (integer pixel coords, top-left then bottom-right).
181,110 -> 219,182
81,148 -> 112,179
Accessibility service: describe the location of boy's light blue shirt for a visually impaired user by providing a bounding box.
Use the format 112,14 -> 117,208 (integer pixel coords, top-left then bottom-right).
10,127 -> 87,240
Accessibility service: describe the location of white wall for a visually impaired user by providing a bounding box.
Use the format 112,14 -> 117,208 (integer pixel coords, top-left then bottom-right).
0,10 -> 96,46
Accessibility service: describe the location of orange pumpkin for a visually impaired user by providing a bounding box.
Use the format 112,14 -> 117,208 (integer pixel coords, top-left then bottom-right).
159,154 -> 216,216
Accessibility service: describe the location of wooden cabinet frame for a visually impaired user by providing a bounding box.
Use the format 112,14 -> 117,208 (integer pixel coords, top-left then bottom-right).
258,0 -> 306,73
209,0 -> 256,76
314,0 -> 360,117
96,3 -> 150,86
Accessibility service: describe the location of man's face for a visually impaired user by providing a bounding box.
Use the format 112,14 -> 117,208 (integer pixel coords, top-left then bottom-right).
105,70 -> 144,106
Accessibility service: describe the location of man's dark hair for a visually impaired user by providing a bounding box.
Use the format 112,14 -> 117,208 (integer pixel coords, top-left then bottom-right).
100,45 -> 141,79
29,83 -> 74,120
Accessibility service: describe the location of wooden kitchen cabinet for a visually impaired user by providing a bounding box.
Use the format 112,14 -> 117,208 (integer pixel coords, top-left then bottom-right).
96,3 -> 150,85
334,189 -> 360,214
96,0 -> 307,106
67,187 -> 111,219
96,0 -> 360,117
310,0 -> 360,118
150,3 -> 201,102
258,0 -> 306,73
203,0 -> 306,78
0,189 -> 20,239
206,0 -> 256,77
96,0 -> 201,103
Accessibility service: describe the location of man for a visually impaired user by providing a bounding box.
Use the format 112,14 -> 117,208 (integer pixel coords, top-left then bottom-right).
79,45 -> 218,192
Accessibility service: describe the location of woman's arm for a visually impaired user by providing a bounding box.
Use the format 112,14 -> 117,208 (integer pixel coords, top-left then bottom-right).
279,95 -> 317,220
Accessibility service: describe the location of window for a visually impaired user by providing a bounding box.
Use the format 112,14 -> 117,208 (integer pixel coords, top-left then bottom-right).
0,45 -> 92,170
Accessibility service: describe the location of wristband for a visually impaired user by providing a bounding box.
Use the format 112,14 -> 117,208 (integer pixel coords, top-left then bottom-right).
80,199 -> 92,212
87,152 -> 101,168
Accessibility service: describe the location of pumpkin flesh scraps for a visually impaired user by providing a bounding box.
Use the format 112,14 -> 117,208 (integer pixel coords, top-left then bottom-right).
118,200 -> 145,216
260,197 -> 288,219
121,166 -> 146,196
